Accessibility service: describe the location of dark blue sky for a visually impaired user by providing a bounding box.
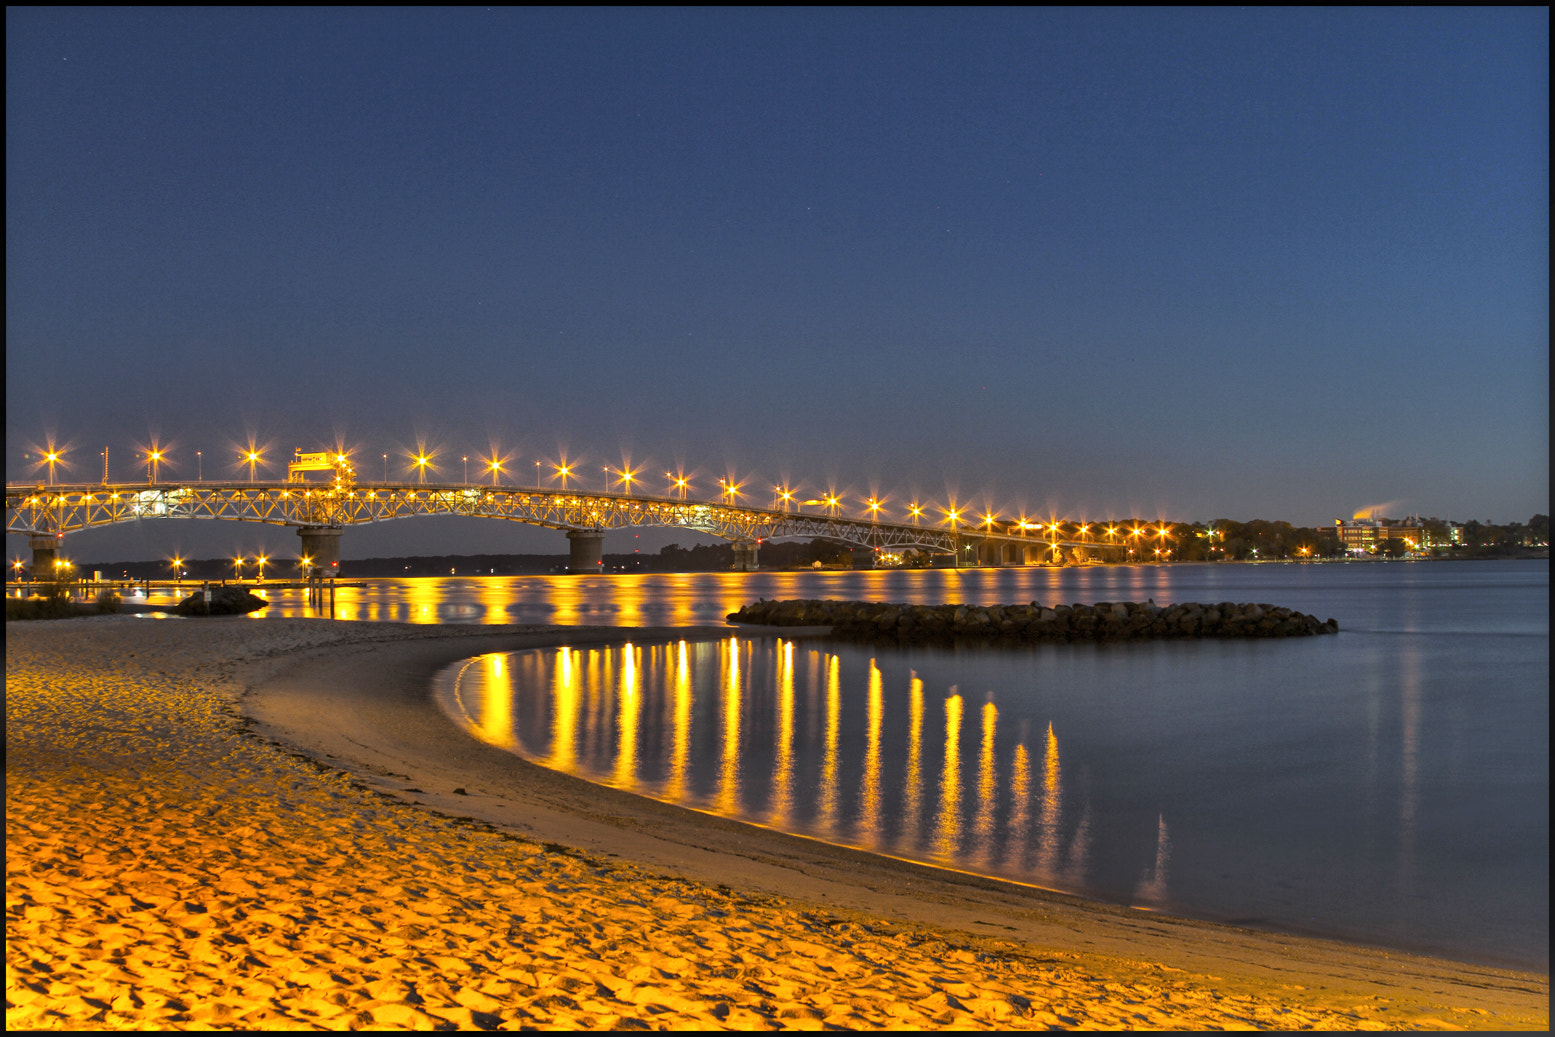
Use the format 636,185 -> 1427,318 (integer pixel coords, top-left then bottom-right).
7,8 -> 1548,561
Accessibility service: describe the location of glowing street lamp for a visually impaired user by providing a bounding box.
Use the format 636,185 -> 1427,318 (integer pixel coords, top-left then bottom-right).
668,473 -> 690,500
170,556 -> 184,584
609,466 -> 638,494
382,454 -> 389,482
944,507 -> 963,531
486,457 -> 505,485
412,453 -> 433,484
256,554 -> 268,582
43,448 -> 63,486
233,555 -> 244,580
197,451 -> 203,482
146,448 -> 164,485
463,456 -> 469,483
866,498 -> 884,521
243,449 -> 264,482
552,462 -> 573,490
775,486 -> 795,511
908,502 -> 924,526
823,493 -> 841,517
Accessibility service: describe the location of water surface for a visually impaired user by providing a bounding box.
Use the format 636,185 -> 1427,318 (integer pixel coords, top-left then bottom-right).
426,561 -> 1547,970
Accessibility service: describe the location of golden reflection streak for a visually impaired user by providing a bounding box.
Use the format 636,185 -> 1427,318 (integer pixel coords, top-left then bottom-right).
663,641 -> 692,802
544,575 -> 584,626
769,640 -> 796,826
715,638 -> 741,815
1135,814 -> 1171,904
859,659 -> 884,844
548,647 -> 579,773
1004,744 -> 1031,871
613,643 -> 639,788
1036,721 -> 1062,875
1066,801 -> 1092,885
480,653 -> 511,747
582,649 -> 609,766
613,576 -> 646,627
816,654 -> 841,832
933,690 -> 963,859
405,577 -> 442,625
972,700 -> 998,863
474,577 -> 512,625
1399,645 -> 1420,891
898,673 -> 925,852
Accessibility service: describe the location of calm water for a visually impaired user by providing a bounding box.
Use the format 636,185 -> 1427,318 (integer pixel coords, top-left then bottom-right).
143,560 -> 1549,968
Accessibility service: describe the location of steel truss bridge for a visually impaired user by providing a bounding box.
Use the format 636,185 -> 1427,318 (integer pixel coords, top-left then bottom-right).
6,481 -> 1123,571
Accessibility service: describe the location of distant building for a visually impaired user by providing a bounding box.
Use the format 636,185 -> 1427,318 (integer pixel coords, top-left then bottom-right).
1334,518 -> 1424,555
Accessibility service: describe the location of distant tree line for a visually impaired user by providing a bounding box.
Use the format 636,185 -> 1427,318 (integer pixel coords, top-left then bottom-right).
38,514 -> 1548,581
1171,514 -> 1548,561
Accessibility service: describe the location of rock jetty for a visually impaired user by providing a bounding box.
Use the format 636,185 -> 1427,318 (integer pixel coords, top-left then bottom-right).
728,598 -> 1337,644
174,585 -> 268,616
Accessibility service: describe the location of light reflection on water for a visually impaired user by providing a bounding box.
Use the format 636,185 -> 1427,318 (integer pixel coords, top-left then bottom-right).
449,638 -> 1107,897
421,560 -> 1547,970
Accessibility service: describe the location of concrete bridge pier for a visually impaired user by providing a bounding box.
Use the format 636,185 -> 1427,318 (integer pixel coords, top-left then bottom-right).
566,530 -> 605,573
30,534 -> 60,579
732,541 -> 760,571
977,539 -> 1004,567
296,526 -> 343,577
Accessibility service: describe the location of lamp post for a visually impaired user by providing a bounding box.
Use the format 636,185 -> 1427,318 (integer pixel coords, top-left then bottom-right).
463,456 -> 469,483
197,451 -> 203,482
256,554 -> 267,582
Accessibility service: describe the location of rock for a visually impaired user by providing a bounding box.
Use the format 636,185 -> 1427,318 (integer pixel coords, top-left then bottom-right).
174,585 -> 268,616
725,598 -> 1336,645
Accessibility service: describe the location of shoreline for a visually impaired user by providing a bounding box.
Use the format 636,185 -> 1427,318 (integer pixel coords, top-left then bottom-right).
8,617 -> 1548,1029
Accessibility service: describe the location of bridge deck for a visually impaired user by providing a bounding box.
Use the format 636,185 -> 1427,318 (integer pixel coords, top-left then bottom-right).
7,481 -> 1128,558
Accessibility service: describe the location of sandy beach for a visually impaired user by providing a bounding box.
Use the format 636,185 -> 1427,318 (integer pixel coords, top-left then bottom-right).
7,617 -> 1548,1030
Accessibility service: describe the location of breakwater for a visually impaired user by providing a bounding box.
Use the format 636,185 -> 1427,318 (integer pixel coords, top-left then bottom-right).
729,598 -> 1338,644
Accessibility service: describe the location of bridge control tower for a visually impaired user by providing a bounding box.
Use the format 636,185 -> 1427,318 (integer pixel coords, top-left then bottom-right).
288,451 -> 353,577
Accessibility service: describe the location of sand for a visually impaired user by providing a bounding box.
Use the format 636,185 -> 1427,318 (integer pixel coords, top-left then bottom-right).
6,617 -> 1547,1030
